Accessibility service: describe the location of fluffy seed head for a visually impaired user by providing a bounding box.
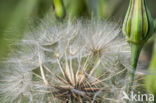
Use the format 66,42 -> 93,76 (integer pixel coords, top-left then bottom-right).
0,18 -> 135,103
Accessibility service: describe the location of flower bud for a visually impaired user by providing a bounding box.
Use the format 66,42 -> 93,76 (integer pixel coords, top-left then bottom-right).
122,0 -> 155,69
122,0 -> 154,45
122,0 -> 155,93
53,0 -> 66,20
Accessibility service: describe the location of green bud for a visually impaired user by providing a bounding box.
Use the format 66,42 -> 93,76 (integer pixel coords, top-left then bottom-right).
122,0 -> 154,45
122,0 -> 154,68
122,0 -> 155,93
53,0 -> 66,20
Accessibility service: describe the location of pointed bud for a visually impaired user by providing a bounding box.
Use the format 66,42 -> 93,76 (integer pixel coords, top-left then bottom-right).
122,0 -> 154,68
122,0 -> 155,93
122,0 -> 154,45
53,0 -> 66,20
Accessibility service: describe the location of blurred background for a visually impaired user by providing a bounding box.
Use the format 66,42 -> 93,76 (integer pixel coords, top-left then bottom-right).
0,0 -> 156,61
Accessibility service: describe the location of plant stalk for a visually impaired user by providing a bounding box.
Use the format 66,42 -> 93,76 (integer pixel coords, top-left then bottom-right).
126,44 -> 142,102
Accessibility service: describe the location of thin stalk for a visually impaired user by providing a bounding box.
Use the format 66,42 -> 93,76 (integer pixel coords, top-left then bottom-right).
127,44 -> 142,94
39,63 -> 49,86
38,50 -> 48,86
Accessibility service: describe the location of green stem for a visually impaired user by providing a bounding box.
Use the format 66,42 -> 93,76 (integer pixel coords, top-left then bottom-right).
127,44 -> 142,101
130,44 -> 142,69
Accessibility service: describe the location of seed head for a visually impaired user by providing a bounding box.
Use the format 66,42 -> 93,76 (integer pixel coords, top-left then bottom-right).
0,18 -> 133,103
52,54 -> 103,103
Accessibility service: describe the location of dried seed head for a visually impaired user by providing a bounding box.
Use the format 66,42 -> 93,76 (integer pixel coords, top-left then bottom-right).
53,55 -> 103,102
0,18 -> 132,103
